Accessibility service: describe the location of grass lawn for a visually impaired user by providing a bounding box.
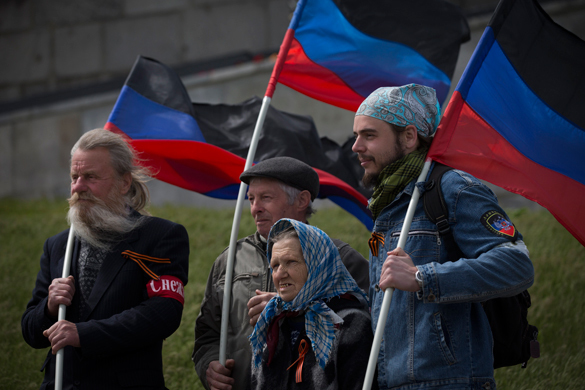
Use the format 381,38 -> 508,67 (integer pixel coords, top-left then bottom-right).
1,198 -> 584,389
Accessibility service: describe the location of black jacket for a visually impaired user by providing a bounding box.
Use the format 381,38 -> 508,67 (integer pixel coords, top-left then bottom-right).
22,215 -> 189,390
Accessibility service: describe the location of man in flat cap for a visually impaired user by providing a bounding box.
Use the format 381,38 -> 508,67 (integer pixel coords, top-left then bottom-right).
353,84 -> 534,389
192,156 -> 369,390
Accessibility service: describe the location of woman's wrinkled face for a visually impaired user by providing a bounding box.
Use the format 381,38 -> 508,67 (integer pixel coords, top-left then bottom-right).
270,237 -> 308,302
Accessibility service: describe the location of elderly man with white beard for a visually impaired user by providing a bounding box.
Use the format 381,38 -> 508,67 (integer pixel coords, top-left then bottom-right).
21,128 -> 189,390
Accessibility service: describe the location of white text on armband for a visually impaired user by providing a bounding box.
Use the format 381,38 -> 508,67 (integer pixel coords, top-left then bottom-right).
146,275 -> 185,305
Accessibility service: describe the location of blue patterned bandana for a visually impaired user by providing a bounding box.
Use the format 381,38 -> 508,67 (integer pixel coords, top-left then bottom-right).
249,219 -> 366,370
355,84 -> 441,138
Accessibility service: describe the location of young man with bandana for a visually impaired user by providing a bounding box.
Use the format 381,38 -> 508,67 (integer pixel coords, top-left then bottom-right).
352,84 -> 534,390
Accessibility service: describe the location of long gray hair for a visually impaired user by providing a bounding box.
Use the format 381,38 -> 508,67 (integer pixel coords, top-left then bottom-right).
71,128 -> 152,213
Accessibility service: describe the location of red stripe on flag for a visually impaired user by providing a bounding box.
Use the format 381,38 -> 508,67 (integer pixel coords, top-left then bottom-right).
107,122 -> 244,194
132,139 -> 245,193
266,28 -> 296,98
279,38 -> 365,112
429,93 -> 585,247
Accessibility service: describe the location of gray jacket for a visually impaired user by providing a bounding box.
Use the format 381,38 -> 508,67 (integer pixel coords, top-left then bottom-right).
193,231 -> 369,390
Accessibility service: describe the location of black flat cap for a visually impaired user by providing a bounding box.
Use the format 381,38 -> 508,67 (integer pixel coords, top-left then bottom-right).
240,157 -> 320,200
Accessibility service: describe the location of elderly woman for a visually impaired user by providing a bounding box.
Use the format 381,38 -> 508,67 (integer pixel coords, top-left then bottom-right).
249,218 -> 376,389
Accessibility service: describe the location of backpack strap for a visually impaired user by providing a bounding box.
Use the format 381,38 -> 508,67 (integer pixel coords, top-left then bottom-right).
423,162 -> 464,262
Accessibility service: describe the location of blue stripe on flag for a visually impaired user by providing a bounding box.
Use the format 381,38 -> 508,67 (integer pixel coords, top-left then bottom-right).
108,86 -> 206,142
295,0 -> 450,101
464,28 -> 585,185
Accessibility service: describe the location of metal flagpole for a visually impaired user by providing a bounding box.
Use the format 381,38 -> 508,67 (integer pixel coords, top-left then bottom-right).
219,96 -> 271,364
218,0 -> 307,365
362,158 -> 432,390
55,226 -> 76,390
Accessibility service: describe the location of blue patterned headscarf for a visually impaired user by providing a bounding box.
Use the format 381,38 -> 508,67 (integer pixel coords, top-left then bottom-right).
355,84 -> 441,138
249,219 -> 366,370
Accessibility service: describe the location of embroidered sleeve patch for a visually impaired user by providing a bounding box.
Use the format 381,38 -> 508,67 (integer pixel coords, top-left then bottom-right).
147,275 -> 185,305
480,210 -> 517,240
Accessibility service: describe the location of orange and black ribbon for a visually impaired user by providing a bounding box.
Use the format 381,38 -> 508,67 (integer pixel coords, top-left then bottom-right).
121,250 -> 170,280
287,339 -> 309,383
369,232 -> 385,257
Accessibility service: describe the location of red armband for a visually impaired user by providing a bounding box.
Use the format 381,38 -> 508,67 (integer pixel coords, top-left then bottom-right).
146,275 -> 185,305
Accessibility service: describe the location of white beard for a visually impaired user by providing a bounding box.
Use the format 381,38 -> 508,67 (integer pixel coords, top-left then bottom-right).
67,187 -> 141,251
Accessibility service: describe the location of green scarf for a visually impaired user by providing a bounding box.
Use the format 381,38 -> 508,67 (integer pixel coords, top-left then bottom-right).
368,147 -> 428,220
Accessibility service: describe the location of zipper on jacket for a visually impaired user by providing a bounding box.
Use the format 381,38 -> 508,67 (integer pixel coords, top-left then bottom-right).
233,272 -> 259,282
218,272 -> 259,286
253,243 -> 273,292
244,235 -> 274,292
391,230 -> 441,245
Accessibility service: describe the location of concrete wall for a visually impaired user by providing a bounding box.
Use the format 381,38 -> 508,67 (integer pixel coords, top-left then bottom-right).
1,0 -> 584,210
0,0 -> 290,103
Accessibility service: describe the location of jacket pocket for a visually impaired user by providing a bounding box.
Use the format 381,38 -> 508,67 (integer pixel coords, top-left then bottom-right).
390,229 -> 441,263
217,272 -> 260,297
433,312 -> 457,365
217,272 -> 261,333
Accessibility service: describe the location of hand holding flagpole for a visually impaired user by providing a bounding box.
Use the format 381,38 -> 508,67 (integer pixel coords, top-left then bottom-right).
218,0 -> 307,367
362,159 -> 431,390
54,226 -> 75,390
219,101 -> 268,365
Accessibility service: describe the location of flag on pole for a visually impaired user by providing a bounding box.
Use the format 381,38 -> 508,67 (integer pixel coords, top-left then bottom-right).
428,0 -> 585,246
278,0 -> 470,110
105,56 -> 373,229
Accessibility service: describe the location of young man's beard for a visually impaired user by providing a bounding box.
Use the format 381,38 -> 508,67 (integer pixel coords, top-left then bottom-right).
361,141 -> 407,188
67,185 -> 140,251
362,171 -> 379,188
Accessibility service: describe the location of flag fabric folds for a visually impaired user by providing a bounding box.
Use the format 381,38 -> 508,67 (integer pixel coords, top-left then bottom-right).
105,56 -> 373,230
428,0 -> 585,246
278,0 -> 470,111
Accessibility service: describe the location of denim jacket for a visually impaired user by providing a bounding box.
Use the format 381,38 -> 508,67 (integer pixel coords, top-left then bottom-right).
369,166 -> 534,390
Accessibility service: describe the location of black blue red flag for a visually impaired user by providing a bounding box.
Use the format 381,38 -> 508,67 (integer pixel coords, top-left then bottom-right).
105,56 -> 373,229
428,0 -> 585,246
277,0 -> 470,110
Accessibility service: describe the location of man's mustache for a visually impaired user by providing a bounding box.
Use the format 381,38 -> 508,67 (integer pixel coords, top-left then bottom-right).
68,191 -> 100,206
358,154 -> 375,163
